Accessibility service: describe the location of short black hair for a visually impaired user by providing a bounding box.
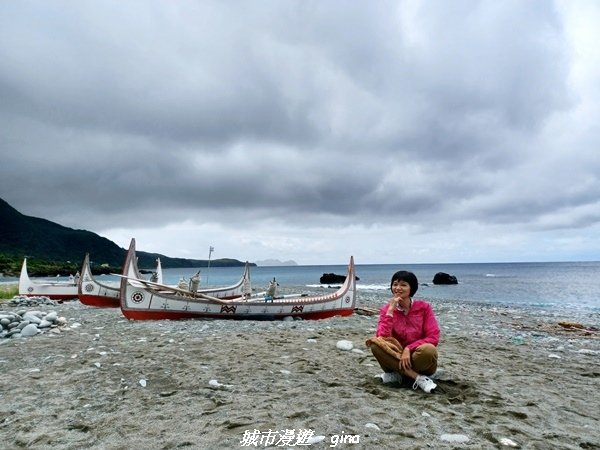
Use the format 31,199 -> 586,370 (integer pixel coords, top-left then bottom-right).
390,270 -> 419,297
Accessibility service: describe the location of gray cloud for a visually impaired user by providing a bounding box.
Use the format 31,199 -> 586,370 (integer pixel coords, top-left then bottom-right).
1,0 -> 598,263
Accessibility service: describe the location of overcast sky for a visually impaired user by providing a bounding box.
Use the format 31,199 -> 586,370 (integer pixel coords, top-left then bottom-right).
1,1 -> 599,265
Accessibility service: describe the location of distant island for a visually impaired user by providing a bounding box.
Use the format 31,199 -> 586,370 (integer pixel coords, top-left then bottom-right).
255,259 -> 298,267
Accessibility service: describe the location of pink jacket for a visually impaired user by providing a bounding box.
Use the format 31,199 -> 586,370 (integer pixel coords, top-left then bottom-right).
376,299 -> 440,351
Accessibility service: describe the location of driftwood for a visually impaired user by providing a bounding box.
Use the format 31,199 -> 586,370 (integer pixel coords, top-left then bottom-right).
354,306 -> 379,316
512,321 -> 599,338
558,321 -> 586,330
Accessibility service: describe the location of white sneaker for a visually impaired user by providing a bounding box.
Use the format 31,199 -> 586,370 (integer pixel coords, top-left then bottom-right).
413,375 -> 437,393
381,372 -> 402,384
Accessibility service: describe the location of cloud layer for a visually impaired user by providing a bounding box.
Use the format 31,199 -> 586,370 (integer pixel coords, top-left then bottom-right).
1,1 -> 599,264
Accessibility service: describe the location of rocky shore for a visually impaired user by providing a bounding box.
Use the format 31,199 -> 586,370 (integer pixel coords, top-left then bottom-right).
0,292 -> 599,449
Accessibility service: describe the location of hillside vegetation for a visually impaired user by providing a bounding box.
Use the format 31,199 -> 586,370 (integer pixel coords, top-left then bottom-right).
0,198 -> 251,276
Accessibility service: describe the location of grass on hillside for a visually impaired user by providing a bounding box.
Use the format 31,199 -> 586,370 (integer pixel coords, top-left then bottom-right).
0,283 -> 18,299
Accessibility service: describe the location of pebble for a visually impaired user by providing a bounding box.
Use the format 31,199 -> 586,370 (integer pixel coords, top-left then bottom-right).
21,324 -> 40,337
336,340 -> 354,351
500,437 -> 519,447
208,379 -> 232,388
365,423 -> 380,431
440,434 -> 470,444
0,296 -> 68,339
577,349 -> 600,355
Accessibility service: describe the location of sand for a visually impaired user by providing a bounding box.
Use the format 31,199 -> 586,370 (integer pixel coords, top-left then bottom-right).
0,291 -> 599,450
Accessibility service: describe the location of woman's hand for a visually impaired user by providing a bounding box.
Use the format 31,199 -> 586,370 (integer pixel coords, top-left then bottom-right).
399,347 -> 412,371
386,296 -> 399,316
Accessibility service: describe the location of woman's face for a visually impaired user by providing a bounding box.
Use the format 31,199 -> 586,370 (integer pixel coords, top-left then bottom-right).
391,279 -> 411,299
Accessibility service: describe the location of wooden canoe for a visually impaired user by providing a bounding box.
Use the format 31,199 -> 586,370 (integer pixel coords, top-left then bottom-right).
119,238 -> 357,321
78,253 -> 122,307
18,258 -> 78,300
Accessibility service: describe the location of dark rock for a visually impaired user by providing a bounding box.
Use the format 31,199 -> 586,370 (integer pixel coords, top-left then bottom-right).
319,273 -> 360,284
432,272 -> 458,285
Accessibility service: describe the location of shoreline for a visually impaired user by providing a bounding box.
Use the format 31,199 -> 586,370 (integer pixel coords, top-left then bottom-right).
0,293 -> 599,449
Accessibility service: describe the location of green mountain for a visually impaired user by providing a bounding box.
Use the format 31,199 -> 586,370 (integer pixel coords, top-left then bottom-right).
0,198 -> 251,274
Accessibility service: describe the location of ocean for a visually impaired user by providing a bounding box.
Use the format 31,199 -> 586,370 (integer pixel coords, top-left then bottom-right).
159,260 -> 600,313
4,261 -> 599,313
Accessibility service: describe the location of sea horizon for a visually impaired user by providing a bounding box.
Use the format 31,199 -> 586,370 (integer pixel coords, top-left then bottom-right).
4,260 -> 599,314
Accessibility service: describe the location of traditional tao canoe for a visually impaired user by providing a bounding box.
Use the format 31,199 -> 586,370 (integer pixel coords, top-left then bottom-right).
119,238 -> 357,320
18,258 -> 79,300
78,252 -> 163,307
119,238 -> 256,319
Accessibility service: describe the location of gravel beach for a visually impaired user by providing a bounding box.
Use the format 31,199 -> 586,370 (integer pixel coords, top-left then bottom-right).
1,291 -> 599,449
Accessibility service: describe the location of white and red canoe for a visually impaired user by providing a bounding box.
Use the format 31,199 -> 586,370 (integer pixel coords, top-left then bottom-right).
119,238 -> 357,321
77,252 -> 156,308
18,258 -> 78,300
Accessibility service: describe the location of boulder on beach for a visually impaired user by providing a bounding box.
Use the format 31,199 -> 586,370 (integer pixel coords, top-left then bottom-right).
319,273 -> 360,284
432,272 -> 458,285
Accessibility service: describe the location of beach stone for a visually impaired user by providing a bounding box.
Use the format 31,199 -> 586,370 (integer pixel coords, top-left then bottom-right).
440,434 -> 469,443
577,349 -> 599,355
208,379 -> 232,389
38,319 -> 53,329
22,312 -> 43,324
499,437 -> 519,447
336,340 -> 354,351
306,436 -> 326,444
45,311 -> 58,322
17,320 -> 31,330
0,307 -> 69,339
20,324 -> 40,337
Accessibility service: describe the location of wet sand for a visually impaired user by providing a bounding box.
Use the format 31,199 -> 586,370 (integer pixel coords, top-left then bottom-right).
1,292 -> 599,449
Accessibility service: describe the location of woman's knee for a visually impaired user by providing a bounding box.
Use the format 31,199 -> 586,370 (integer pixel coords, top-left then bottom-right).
414,343 -> 438,358
412,344 -> 438,375
371,345 -> 401,372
